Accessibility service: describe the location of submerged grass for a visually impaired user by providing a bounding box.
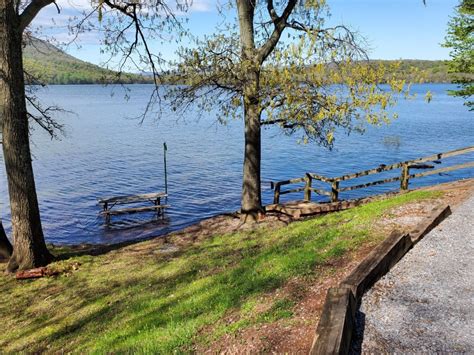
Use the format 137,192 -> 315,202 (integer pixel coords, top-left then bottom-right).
0,190 -> 440,353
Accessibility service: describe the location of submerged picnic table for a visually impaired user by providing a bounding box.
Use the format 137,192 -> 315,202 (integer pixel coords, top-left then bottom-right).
98,192 -> 169,223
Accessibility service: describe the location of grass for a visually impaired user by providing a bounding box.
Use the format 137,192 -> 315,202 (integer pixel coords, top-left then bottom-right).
0,190 -> 441,353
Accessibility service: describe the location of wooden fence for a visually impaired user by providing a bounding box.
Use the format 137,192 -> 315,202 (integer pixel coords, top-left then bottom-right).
271,146 -> 474,204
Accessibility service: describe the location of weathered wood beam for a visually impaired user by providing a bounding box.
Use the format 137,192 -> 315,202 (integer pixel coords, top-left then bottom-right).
409,161 -> 474,179
265,199 -> 366,218
310,287 -> 356,355
333,163 -> 405,182
304,174 -> 312,201
279,187 -> 306,195
310,188 -> 331,196
309,173 -> 335,183
341,231 -> 411,300
274,177 -> 305,186
98,192 -> 167,205
273,184 -> 281,204
339,175 -> 401,192
270,145 -> 474,204
331,146 -> 474,182
331,181 -> 339,202
406,146 -> 474,165
100,205 -> 170,216
400,163 -> 410,190
408,163 -> 434,169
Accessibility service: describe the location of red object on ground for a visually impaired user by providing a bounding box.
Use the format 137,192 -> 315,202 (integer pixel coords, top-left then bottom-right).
15,267 -> 56,280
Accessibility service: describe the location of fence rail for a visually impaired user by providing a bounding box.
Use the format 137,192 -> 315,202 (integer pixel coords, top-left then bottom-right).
271,146 -> 474,204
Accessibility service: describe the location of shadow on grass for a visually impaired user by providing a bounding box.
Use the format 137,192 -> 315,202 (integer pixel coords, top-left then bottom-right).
2,221 -> 324,352
53,212 -> 243,260
1,190 -> 441,352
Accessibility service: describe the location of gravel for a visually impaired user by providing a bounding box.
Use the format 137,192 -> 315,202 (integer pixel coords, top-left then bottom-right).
356,195 -> 474,354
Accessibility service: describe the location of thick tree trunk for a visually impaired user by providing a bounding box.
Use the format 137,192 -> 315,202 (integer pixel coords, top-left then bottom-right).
241,96 -> 262,221
0,0 -> 52,272
237,0 -> 263,222
0,221 -> 12,259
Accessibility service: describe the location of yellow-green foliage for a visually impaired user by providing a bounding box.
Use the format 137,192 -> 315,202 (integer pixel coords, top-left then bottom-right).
167,1 -> 431,148
442,0 -> 474,108
0,190 -> 440,353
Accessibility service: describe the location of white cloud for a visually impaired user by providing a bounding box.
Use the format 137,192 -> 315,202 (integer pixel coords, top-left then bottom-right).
51,30 -> 101,45
54,0 -> 216,12
30,3 -> 85,27
28,0 -> 217,62
57,0 -> 94,10
30,0 -> 216,29
188,0 -> 215,12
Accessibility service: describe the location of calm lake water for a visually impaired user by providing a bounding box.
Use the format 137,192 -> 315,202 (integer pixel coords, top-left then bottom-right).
0,83 -> 473,245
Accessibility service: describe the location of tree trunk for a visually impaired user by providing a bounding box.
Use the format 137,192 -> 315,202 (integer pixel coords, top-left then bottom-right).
0,0 -> 52,272
237,0 -> 263,222
241,95 -> 262,221
0,221 -> 12,259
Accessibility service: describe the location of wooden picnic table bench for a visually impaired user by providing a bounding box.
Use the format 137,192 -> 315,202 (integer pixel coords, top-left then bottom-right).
98,192 -> 169,223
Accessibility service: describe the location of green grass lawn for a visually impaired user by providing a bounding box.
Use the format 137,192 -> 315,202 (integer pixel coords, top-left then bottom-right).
0,190 -> 440,353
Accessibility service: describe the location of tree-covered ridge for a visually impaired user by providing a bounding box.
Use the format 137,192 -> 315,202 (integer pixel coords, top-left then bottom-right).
375,59 -> 452,83
270,60 -> 453,85
23,37 -> 152,85
23,38 -> 454,85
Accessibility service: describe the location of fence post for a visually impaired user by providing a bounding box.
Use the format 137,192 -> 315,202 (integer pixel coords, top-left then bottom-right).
331,181 -> 339,202
273,183 -> 281,204
304,174 -> 312,201
400,163 -> 409,190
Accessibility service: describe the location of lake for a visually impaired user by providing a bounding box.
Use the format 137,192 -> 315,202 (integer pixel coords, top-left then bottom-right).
0,83 -> 472,245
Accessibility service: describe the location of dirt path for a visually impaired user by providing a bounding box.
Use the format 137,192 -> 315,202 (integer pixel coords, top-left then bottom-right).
357,192 -> 474,353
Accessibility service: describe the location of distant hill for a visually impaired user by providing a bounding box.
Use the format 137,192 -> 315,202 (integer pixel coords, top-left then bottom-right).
23,37 -> 151,85
374,59 -> 452,83
23,37 -> 453,85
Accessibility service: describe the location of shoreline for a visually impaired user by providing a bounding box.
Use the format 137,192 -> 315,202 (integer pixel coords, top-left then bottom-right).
38,178 -> 474,256
30,80 -> 454,86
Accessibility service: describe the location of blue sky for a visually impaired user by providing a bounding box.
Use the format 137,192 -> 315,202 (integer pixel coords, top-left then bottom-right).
32,0 -> 458,66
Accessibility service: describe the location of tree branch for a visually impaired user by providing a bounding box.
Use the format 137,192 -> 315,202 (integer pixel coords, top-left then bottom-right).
266,0 -> 279,23
256,0 -> 297,63
20,0 -> 56,33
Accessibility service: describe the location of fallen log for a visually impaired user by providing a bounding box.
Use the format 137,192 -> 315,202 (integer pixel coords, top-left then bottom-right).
15,267 -> 59,280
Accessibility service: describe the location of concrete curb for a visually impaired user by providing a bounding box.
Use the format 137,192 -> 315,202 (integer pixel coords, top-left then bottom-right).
309,204 -> 452,355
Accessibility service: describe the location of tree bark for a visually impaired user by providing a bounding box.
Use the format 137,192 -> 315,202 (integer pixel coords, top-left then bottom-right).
241,92 -> 263,221
0,0 -> 52,272
237,0 -> 263,222
0,221 -> 12,259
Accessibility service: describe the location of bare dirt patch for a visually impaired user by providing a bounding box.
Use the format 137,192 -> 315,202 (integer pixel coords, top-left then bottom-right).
421,178 -> 474,207
375,201 -> 438,235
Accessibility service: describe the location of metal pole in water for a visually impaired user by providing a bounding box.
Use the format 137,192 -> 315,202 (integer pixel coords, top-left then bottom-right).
163,142 -> 168,202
